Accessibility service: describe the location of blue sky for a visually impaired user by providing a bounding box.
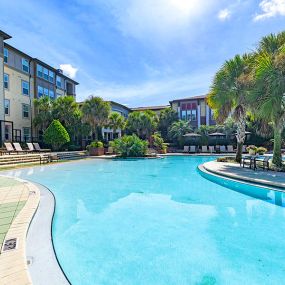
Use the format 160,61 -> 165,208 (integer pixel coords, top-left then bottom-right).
1,0 -> 285,107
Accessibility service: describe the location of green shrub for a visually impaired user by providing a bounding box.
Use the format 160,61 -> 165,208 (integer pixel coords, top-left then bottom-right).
86,141 -> 104,151
112,135 -> 148,157
44,120 -> 70,151
152,133 -> 167,151
246,145 -> 257,152
256,147 -> 267,154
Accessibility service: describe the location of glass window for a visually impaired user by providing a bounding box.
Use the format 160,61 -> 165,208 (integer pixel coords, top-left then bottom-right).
22,104 -> 30,118
4,99 -> 10,115
22,81 -> 29,95
43,68 -> 49,80
191,109 -> 197,121
22,58 -> 29,73
49,71 -> 54,83
4,48 -> 8,63
37,64 -> 43,78
49,89 -> 54,99
181,110 -> 186,120
56,75 -> 62,88
38,86 -> 44,97
4,73 -> 9,89
44,88 -> 49,96
23,127 -> 30,141
22,81 -> 30,95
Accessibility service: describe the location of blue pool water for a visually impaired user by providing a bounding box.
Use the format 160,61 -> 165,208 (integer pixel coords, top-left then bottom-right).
4,156 -> 285,285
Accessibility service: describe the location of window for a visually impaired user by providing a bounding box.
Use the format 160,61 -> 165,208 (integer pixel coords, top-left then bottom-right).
38,86 -> 44,97
56,75 -> 62,88
22,80 -> 29,95
4,48 -> 8,63
22,104 -> 30,118
37,64 -> 43,78
5,125 -> 10,140
49,71 -> 54,83
191,109 -> 197,121
23,127 -> 30,141
44,88 -> 49,97
4,73 -> 9,89
4,99 -> 10,115
181,110 -> 186,120
22,58 -> 29,73
49,89 -> 55,99
43,68 -> 49,80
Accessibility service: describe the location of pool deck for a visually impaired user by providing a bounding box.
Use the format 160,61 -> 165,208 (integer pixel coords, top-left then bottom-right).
0,176 -> 40,285
202,160 -> 285,190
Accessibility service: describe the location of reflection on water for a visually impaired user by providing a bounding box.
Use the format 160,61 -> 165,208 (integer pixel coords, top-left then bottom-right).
199,169 -> 285,207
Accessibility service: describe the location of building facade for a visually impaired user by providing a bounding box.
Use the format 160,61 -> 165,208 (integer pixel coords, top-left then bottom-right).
131,105 -> 170,116
0,30 -> 78,145
102,101 -> 131,141
170,95 -> 216,129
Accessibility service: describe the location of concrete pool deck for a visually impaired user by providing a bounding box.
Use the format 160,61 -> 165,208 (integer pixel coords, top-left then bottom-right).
0,176 -> 40,285
202,160 -> 285,190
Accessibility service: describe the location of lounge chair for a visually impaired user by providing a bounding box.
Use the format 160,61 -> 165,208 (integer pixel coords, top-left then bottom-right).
13,142 -> 30,154
27,142 -> 35,152
183,146 -> 189,153
33,143 -> 51,152
3,142 -> 15,155
220,145 -> 226,153
106,146 -> 114,155
189,146 -> 196,153
241,155 -> 255,169
227,145 -> 234,152
209,146 -> 215,153
254,156 -> 271,171
201,146 -> 208,153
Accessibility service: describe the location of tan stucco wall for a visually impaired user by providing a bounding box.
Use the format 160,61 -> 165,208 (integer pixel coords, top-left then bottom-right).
4,65 -> 34,139
200,100 -> 206,116
171,102 -> 178,112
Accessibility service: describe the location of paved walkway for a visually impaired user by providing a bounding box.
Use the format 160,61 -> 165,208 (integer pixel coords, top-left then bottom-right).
203,161 -> 285,189
0,176 -> 40,285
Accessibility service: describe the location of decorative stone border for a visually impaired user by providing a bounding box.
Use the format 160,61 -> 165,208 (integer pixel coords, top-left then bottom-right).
0,178 -> 40,285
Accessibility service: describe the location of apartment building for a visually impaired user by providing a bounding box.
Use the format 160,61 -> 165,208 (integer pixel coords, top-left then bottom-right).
131,105 -> 170,116
169,95 -> 216,129
0,30 -> 78,145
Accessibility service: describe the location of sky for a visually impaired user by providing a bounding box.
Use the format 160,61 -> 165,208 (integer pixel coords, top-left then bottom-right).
0,0 -> 285,107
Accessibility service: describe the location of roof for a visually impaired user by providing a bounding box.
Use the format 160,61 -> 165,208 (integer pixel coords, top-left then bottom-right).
109,101 -> 132,112
4,43 -> 79,85
0,30 -> 12,40
131,105 -> 170,111
170,94 -> 207,103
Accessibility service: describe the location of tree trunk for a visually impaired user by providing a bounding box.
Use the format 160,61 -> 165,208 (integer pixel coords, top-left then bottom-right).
235,115 -> 246,163
272,125 -> 282,167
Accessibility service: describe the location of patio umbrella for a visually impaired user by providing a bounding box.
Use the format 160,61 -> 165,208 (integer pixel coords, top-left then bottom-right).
208,132 -> 226,145
183,133 -> 201,146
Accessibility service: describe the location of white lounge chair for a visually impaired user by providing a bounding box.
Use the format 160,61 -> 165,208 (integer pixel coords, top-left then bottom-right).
27,142 -> 35,152
227,145 -> 234,152
220,145 -> 226,153
201,146 -> 208,153
183,146 -> 189,153
189,146 -> 196,153
33,143 -> 51,152
4,142 -> 15,154
13,142 -> 30,153
209,146 -> 215,153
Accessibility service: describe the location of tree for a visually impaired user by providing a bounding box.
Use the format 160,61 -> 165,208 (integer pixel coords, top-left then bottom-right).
158,108 -> 178,139
126,111 -> 158,139
81,96 -> 111,140
44,120 -> 70,151
168,120 -> 192,147
251,32 -> 285,166
107,112 -> 126,139
33,96 -> 54,131
207,54 -> 253,163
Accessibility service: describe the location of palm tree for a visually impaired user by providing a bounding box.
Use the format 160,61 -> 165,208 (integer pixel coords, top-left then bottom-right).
158,108 -> 178,139
207,54 -> 253,162
252,32 -> 285,166
108,112 -> 126,139
168,120 -> 191,147
81,96 -> 111,140
33,96 -> 54,132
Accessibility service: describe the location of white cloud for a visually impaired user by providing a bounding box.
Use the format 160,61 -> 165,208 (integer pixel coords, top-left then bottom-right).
107,0 -> 217,43
254,0 -> 285,21
59,64 -> 78,79
218,9 -> 231,21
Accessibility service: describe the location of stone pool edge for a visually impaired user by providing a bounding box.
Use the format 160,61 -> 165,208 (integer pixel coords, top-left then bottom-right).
198,163 -> 285,192
26,181 -> 71,285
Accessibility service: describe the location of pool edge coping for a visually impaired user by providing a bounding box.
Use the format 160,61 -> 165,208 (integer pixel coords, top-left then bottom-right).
199,163 -> 285,192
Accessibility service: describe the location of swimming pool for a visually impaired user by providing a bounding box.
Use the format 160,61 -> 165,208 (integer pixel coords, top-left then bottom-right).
4,156 -> 285,285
